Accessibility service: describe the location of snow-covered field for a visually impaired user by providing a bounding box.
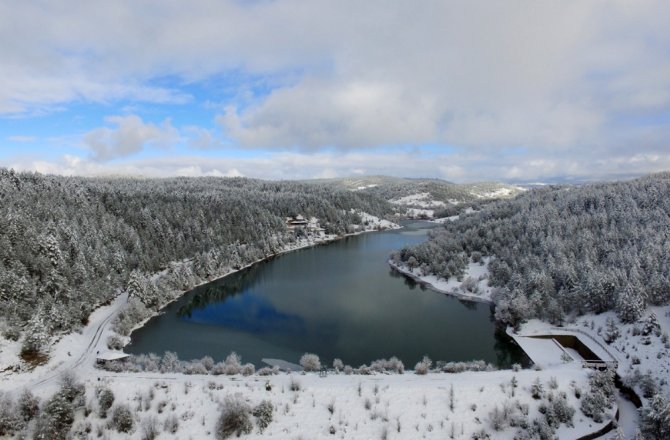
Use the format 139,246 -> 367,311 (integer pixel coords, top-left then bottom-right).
471,187 -> 524,199
390,193 -> 447,209
58,365 -> 604,440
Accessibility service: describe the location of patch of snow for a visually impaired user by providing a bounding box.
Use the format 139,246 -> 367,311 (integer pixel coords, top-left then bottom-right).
431,207 -> 477,224
351,210 -> 401,231
389,257 -> 493,303
471,186 -> 525,199
405,207 -> 435,219
509,336 -> 572,368
352,183 -> 379,190
390,192 -> 446,208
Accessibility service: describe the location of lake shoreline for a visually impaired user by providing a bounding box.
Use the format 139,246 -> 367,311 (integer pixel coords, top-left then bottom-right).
122,223 -> 403,345
388,260 -> 494,305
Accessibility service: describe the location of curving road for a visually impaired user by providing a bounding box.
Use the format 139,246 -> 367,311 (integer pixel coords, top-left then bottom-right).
28,292 -> 128,392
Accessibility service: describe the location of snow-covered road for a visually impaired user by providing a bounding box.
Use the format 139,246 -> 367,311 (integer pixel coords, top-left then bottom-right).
0,292 -> 128,395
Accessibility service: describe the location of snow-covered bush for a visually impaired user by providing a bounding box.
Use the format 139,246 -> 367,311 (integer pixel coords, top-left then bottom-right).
640,393 -> 670,440
164,414 -> 179,434
640,371 -> 658,398
107,334 -> 124,350
370,357 -> 405,374
17,389 -> 39,422
215,395 -> 252,439
252,400 -> 273,433
241,363 -> 255,376
289,378 -> 301,392
471,428 -> 491,439
141,415 -> 159,440
0,393 -> 22,437
160,351 -> 183,373
333,358 -> 344,372
530,378 -> 544,399
34,392 -> 74,440
96,387 -> 115,418
212,352 -> 243,375
461,276 -> 479,294
111,404 -> 134,433
414,356 -> 432,375
257,366 -> 279,376
184,361 -> 208,375
437,360 -> 496,373
541,393 -> 575,428
59,372 -> 85,407
604,317 -> 620,343
201,355 -> 215,371
299,353 -> 321,372
580,388 -> 612,423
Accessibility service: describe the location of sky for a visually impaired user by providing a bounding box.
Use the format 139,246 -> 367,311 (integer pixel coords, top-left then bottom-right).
1,0 -> 669,183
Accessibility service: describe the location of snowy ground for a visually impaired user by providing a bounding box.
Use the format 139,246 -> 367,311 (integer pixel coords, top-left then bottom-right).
351,210 -> 400,231
389,257 -> 494,303
0,292 -> 129,394
472,187 -> 523,199
2,362 -> 609,440
574,308 -> 670,399
389,193 -> 447,209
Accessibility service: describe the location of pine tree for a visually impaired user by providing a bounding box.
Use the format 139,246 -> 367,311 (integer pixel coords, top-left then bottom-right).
616,286 -> 645,323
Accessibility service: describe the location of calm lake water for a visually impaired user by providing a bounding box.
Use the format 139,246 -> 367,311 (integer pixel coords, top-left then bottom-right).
127,221 -> 525,368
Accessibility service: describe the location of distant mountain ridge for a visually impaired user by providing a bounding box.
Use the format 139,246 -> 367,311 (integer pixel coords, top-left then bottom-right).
303,176 -> 524,206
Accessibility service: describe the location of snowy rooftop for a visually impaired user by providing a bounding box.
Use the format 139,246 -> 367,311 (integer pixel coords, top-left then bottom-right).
262,358 -> 303,372
96,351 -> 130,361
512,336 -> 570,368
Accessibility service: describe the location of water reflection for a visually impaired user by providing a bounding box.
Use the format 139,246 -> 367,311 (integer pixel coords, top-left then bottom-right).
128,221 -> 524,368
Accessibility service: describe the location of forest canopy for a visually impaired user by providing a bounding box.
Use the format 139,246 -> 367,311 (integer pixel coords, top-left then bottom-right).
393,173 -> 670,326
0,169 -> 392,352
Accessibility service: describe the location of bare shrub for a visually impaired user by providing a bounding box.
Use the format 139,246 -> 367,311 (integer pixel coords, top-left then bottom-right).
370,357 -> 405,374
96,387 -> 115,418
141,415 -> 159,440
414,356 -> 432,375
0,393 -> 22,437
252,400 -> 273,433
107,334 -> 124,350
18,389 -> 39,422
111,404 -> 134,433
289,377 -> 301,392
241,363 -> 255,376
164,414 -> 179,434
215,395 -> 252,439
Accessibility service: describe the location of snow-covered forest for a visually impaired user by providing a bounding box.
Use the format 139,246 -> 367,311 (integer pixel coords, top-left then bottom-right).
392,173 -> 670,326
0,169 -> 392,359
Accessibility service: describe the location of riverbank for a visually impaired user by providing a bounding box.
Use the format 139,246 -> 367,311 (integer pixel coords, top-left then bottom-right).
114,214 -> 403,348
388,260 -> 494,304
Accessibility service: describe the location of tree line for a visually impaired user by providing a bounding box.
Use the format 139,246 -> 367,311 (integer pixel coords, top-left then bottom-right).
392,173 -> 670,326
0,169 -> 392,355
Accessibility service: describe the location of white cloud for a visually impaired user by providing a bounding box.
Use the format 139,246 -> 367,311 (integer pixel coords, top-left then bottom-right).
1,0 -> 669,180
7,135 -> 36,142
7,149 -> 670,184
84,115 -> 179,161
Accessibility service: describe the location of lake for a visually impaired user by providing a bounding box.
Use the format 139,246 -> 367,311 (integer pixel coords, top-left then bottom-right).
126,220 -> 525,368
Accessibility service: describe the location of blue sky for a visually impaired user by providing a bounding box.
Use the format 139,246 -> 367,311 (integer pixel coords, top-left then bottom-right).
1,0 -> 669,182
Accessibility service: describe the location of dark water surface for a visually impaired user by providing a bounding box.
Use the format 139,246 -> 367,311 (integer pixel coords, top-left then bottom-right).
127,221 -> 525,368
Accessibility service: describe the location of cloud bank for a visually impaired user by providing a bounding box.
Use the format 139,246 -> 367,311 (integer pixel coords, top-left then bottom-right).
1,0 -> 669,181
